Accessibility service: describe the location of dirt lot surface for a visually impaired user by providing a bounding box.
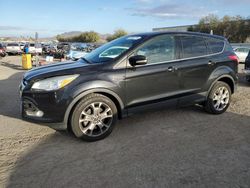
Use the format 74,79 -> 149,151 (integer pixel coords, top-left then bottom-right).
0,56 -> 250,188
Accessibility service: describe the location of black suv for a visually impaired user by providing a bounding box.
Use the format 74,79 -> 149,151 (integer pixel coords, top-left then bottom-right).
20,32 -> 238,141
244,52 -> 250,82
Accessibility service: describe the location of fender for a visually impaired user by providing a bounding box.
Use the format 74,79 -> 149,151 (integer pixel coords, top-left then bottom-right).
206,65 -> 237,97
63,81 -> 125,128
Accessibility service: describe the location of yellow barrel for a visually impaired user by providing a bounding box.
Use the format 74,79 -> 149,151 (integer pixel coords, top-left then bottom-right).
22,54 -> 32,70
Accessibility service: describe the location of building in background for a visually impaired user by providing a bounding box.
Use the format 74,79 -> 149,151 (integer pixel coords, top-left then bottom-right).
153,24 -> 197,32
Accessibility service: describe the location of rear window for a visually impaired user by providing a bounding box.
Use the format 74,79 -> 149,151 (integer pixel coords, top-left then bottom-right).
181,36 -> 207,58
206,38 -> 225,53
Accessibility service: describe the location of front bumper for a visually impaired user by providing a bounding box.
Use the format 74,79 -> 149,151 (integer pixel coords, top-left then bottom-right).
20,87 -> 69,130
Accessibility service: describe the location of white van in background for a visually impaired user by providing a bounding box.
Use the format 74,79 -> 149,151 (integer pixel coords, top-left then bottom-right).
6,43 -> 21,55
29,43 -> 42,54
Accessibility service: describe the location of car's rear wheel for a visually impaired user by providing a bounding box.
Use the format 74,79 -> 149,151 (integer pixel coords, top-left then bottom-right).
71,93 -> 118,141
205,81 -> 231,114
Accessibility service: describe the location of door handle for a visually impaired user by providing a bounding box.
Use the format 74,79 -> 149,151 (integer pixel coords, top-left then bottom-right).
208,60 -> 216,66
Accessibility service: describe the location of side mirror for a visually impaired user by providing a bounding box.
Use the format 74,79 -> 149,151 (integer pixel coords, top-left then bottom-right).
129,55 -> 147,67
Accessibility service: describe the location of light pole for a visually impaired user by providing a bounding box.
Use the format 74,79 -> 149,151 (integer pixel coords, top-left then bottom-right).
35,32 -> 39,67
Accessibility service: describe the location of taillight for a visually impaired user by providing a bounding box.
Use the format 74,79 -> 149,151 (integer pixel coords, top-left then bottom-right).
229,55 -> 239,64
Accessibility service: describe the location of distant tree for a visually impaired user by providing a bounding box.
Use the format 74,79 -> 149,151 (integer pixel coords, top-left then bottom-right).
191,14 -> 250,43
56,35 -> 67,42
187,26 -> 194,32
106,29 -> 128,42
56,31 -> 100,43
74,31 -> 100,43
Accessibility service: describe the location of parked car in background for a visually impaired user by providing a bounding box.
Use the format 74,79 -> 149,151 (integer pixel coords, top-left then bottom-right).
244,52 -> 250,82
234,47 -> 250,63
66,50 -> 88,60
20,32 -> 238,141
0,43 -> 7,57
20,43 -> 25,50
66,43 -> 89,60
6,43 -> 21,55
28,43 -> 42,55
42,44 -> 57,55
57,42 -> 70,52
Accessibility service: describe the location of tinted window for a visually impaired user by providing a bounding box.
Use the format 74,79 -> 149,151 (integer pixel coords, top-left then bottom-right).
134,35 -> 175,64
207,38 -> 224,53
7,43 -> 19,46
181,36 -> 207,58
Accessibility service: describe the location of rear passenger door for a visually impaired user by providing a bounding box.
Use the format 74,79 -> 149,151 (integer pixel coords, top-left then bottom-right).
177,35 -> 214,95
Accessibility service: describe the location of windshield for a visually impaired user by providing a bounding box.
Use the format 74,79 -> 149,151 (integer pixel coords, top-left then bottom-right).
83,35 -> 144,63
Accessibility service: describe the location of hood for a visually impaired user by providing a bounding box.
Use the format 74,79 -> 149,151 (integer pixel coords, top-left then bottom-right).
24,60 -> 90,81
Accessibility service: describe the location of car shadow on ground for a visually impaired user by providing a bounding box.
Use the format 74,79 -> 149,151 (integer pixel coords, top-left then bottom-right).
0,72 -> 24,119
2,62 -> 250,187
237,72 -> 250,87
0,61 -> 24,71
6,108 -> 250,188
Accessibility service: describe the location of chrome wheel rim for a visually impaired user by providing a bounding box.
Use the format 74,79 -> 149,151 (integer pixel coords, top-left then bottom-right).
212,86 -> 230,111
79,102 -> 113,137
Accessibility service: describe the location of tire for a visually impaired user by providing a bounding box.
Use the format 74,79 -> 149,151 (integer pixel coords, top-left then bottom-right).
71,93 -> 118,141
205,81 -> 231,114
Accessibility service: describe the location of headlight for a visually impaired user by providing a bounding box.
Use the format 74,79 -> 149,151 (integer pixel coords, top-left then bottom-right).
31,75 -> 79,91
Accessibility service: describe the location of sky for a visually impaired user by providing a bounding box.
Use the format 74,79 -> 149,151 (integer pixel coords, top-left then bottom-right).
0,0 -> 250,38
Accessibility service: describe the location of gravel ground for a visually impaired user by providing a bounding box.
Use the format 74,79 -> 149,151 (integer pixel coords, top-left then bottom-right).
0,56 -> 250,188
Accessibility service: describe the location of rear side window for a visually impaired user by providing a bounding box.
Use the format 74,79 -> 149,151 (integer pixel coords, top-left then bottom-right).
134,35 -> 176,64
206,38 -> 225,53
181,36 -> 207,58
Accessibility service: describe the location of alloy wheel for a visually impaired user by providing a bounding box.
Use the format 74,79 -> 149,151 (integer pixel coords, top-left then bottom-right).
78,102 -> 113,137
212,86 -> 230,111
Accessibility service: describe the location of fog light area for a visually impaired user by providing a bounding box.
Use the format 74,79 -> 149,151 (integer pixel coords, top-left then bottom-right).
25,110 -> 44,117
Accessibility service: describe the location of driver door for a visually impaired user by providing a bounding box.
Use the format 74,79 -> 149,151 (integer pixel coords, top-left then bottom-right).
125,34 -> 181,111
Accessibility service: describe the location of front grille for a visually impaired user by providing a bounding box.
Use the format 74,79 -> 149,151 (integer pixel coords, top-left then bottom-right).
23,99 -> 37,112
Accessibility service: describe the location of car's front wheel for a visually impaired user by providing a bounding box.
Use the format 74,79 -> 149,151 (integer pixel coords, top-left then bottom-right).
205,81 -> 231,114
71,94 -> 118,141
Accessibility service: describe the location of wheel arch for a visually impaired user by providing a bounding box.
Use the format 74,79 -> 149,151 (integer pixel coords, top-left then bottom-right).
207,74 -> 236,98
217,76 -> 235,93
64,88 -> 125,131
